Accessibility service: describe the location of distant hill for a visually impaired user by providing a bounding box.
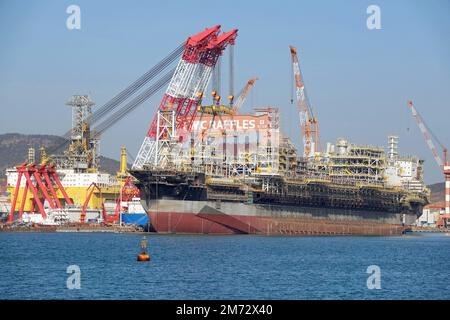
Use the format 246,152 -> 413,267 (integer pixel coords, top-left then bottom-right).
428,182 -> 444,203
0,133 -> 121,188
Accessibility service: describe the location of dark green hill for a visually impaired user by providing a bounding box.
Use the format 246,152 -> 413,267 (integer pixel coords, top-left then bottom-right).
0,133 -> 120,187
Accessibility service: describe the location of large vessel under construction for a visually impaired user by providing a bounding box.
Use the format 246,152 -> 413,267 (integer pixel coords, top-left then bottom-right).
130,120 -> 429,236
127,26 -> 429,236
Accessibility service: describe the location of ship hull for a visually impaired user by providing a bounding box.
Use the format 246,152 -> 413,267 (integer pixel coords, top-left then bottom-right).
143,199 -> 408,236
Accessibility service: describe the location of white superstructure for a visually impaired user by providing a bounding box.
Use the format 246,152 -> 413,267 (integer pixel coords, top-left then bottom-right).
6,168 -> 118,189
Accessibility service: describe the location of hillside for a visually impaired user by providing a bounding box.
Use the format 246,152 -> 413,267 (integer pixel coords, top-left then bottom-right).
0,133 -> 121,187
428,182 -> 444,203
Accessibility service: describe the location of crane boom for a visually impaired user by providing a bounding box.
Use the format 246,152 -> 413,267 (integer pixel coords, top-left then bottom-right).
407,100 -> 450,216
289,45 -> 319,157
134,26 -> 238,168
232,78 -> 258,114
407,100 -> 445,168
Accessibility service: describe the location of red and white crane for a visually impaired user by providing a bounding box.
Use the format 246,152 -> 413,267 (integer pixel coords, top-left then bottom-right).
407,100 -> 450,221
133,25 -> 238,168
289,45 -> 319,158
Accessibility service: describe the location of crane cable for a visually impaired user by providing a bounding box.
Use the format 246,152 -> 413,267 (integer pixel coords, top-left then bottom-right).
93,68 -> 175,136
89,44 -> 183,125
49,44 -> 183,154
414,107 -> 446,151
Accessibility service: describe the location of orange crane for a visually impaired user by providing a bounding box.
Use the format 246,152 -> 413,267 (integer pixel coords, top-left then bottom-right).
407,100 -> 450,228
113,176 -> 140,223
289,45 -> 319,157
232,78 -> 258,115
80,182 -> 107,223
195,77 -> 258,142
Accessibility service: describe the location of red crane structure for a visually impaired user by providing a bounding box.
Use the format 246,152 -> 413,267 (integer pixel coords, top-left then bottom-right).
8,163 -> 72,223
407,100 -> 450,227
80,182 -> 106,223
113,175 -> 140,223
289,45 -> 319,158
133,25 -> 238,169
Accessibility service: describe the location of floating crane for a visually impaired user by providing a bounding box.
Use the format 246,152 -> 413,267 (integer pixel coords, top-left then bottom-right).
289,45 -> 319,157
407,100 -> 450,227
133,25 -> 238,169
46,26 -> 237,169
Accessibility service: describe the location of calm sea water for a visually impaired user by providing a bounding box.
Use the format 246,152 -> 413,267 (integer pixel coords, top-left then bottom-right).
0,232 -> 449,300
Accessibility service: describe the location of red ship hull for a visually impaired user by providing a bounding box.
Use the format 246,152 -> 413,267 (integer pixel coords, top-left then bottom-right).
148,211 -> 406,236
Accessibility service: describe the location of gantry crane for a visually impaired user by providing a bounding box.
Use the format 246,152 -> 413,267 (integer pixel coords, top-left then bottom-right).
289,45 -> 319,157
407,100 -> 450,227
8,162 -> 72,223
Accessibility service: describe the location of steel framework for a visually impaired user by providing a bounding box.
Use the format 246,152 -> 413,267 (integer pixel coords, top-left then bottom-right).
8,163 -> 73,223
133,26 -> 238,169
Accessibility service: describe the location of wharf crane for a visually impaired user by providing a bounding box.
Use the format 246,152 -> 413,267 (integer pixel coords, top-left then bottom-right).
289,45 -> 319,158
407,100 -> 450,227
80,182 -> 106,223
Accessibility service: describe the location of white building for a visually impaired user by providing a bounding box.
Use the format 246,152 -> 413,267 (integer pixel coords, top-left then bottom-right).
416,202 -> 444,227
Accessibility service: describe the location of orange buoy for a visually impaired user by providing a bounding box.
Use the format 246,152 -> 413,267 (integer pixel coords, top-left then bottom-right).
137,252 -> 151,261
137,236 -> 150,261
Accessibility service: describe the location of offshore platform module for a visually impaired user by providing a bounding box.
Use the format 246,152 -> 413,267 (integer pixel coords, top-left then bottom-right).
126,25 -> 429,236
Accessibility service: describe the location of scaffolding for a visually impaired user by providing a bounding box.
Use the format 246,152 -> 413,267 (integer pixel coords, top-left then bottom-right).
327,142 -> 385,185
170,108 -> 280,178
137,102 -> 428,211
253,108 -> 280,176
279,136 -> 298,176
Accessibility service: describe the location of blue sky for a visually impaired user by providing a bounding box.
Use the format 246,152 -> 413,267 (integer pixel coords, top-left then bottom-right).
0,0 -> 449,184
